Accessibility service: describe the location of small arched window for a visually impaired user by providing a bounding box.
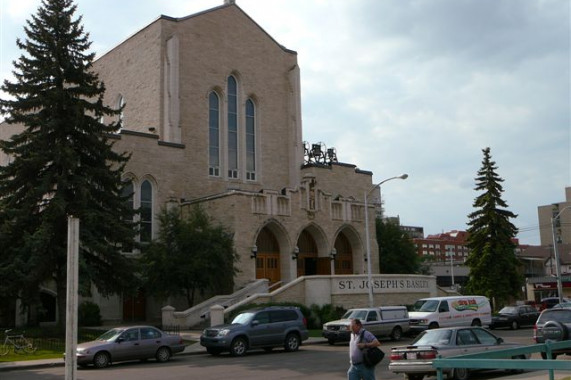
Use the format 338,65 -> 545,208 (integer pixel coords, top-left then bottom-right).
227,76 -> 238,178
246,99 -> 256,181
140,180 -> 153,242
209,92 -> 220,177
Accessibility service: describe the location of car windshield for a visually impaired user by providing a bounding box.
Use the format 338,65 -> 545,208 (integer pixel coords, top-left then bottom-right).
417,300 -> 439,312
413,329 -> 452,346
342,310 -> 368,320
498,306 -> 517,314
538,310 -> 571,323
96,328 -> 124,341
232,312 -> 256,325
412,300 -> 427,311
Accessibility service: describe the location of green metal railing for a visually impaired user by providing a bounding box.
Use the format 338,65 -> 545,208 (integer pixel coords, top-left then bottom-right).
432,340 -> 571,380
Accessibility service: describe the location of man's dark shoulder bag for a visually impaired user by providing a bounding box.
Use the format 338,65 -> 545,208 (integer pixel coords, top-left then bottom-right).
359,330 -> 385,367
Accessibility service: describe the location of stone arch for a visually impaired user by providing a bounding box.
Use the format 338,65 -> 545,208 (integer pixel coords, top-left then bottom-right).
332,224 -> 363,275
294,223 -> 330,277
252,219 -> 292,286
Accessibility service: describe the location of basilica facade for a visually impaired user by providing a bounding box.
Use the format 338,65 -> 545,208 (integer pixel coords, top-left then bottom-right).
1,2 -> 384,324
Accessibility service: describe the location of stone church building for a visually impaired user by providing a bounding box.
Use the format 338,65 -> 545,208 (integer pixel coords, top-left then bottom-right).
2,2 -> 436,325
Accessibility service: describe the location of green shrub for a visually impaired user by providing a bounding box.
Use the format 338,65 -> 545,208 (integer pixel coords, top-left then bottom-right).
78,301 -> 102,327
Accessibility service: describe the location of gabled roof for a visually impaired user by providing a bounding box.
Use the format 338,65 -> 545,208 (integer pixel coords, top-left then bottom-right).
97,2 -> 296,60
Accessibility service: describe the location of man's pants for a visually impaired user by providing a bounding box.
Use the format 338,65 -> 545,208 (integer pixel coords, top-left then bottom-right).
347,363 -> 376,380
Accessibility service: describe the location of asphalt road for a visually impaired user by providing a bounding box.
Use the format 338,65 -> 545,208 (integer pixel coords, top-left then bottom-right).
2,328 -> 569,380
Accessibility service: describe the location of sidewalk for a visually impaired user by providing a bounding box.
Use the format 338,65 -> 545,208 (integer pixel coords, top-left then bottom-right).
0,332 -> 568,380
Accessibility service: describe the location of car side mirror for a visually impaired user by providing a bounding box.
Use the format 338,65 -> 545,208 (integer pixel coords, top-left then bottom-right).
116,337 -> 125,343
497,337 -> 504,344
251,320 -> 259,327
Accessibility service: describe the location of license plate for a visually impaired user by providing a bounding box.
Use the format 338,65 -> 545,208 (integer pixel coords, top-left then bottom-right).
406,352 -> 418,360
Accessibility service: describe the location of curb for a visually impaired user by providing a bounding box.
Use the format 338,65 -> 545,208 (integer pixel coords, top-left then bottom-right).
0,337 -> 329,372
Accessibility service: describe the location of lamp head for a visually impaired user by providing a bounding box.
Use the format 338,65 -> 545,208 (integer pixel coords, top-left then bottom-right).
292,246 -> 300,260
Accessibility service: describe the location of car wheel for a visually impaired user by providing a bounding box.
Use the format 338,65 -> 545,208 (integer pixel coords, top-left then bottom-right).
510,321 -> 519,330
406,374 -> 424,380
507,355 -> 526,373
327,339 -> 336,345
155,346 -> 171,363
471,319 -> 482,327
541,351 -> 559,359
453,367 -> 469,380
428,322 -> 439,329
284,333 -> 301,352
230,337 -> 248,357
391,326 -> 403,341
93,352 -> 110,368
206,348 -> 222,356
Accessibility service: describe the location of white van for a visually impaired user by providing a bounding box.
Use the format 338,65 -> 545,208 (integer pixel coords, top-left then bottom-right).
408,296 -> 491,333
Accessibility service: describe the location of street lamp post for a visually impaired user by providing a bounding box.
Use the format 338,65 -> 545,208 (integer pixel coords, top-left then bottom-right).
551,206 -> 571,303
364,173 -> 408,307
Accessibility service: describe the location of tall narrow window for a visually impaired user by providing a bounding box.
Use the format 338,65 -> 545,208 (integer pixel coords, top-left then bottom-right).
122,181 -> 134,252
208,92 -> 220,176
140,180 -> 153,243
246,99 -> 256,181
227,76 -> 238,178
118,94 -> 125,131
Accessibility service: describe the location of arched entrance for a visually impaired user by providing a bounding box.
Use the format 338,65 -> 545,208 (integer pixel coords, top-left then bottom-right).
297,230 -> 318,276
255,226 -> 281,285
334,231 -> 353,274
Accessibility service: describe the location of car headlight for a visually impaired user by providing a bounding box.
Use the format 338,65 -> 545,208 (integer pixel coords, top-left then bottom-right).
77,348 -> 89,354
217,329 -> 230,337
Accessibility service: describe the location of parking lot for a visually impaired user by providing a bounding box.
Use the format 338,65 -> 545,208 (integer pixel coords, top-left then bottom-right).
2,328 -> 569,380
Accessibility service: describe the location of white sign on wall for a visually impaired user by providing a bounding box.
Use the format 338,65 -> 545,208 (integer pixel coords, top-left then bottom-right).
333,276 -> 432,294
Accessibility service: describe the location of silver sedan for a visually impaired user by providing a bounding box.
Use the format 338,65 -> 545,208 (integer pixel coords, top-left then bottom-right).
388,326 -> 528,380
71,325 -> 186,368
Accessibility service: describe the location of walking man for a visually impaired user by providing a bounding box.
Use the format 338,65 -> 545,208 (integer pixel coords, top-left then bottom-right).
347,318 -> 381,380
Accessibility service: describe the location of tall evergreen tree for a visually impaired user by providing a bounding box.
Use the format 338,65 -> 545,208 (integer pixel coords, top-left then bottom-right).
0,0 -> 136,328
465,147 -> 521,309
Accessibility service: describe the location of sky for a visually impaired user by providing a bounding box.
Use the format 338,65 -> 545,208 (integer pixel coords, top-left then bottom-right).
0,0 -> 569,246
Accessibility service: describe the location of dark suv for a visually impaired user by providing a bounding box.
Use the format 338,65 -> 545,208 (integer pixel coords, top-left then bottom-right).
200,306 -> 309,356
533,308 -> 571,359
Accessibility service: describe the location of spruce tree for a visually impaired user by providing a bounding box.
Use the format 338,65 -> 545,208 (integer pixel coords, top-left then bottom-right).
465,147 -> 522,309
0,0 -> 136,328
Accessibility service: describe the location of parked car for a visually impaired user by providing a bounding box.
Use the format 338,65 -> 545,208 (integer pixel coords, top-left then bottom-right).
489,305 -> 540,330
322,306 -> 410,344
200,306 -> 309,356
388,326 -> 528,380
552,302 -> 571,309
70,325 -> 186,368
533,307 -> 571,359
540,297 -> 570,311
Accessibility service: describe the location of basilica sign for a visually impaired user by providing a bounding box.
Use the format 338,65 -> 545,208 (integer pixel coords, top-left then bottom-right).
332,275 -> 434,294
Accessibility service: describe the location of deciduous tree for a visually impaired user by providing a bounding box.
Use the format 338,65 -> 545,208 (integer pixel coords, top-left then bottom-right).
139,206 -> 238,308
377,219 -> 426,274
